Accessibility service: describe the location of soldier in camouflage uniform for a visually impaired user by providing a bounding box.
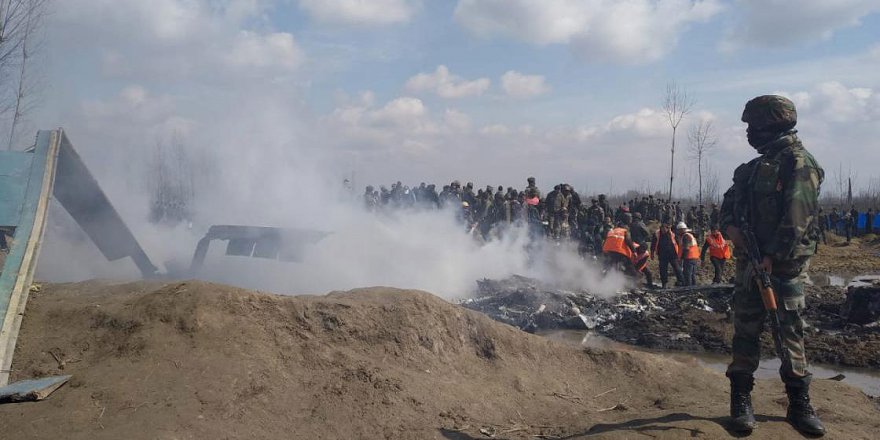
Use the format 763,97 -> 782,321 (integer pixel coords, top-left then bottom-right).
524,177 -> 542,200
817,208 -> 828,245
697,204 -> 709,242
709,203 -> 720,230
597,194 -> 611,221
720,95 -> 825,435
553,185 -> 573,239
686,206 -> 698,235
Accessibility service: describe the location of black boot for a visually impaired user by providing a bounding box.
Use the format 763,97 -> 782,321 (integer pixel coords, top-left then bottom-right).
786,385 -> 825,436
728,374 -> 756,433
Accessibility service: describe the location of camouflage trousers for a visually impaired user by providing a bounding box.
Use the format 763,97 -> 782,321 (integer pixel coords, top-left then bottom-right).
726,257 -> 812,388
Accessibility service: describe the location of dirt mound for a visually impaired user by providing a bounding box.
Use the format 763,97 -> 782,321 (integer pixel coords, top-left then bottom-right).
1,280 -> 878,439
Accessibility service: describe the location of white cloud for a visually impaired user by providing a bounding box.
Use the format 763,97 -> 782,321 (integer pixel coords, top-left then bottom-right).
298,0 -> 419,26
325,95 -> 444,151
54,1 -> 304,81
605,108 -> 669,137
371,97 -> 429,127
500,71 -> 550,98
405,65 -> 491,98
443,109 -> 472,132
785,82 -> 880,123
454,0 -> 724,63
226,31 -> 304,71
723,0 -> 880,49
320,92 -> 732,188
479,124 -> 511,135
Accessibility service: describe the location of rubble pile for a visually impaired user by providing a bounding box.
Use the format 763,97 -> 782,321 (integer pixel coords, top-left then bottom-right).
841,275 -> 880,325
462,275 -> 734,351
462,275 -> 880,367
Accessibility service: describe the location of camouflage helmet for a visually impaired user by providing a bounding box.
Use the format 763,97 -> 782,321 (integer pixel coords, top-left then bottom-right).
741,95 -> 797,131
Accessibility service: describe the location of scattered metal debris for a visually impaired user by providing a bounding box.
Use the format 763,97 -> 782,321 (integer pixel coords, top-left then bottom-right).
461,275 -> 733,336
188,224 -> 329,275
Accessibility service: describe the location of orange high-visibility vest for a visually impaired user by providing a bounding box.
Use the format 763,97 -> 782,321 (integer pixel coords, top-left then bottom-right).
706,232 -> 732,259
631,244 -> 649,272
652,229 -> 679,256
680,232 -> 700,260
603,227 -> 632,259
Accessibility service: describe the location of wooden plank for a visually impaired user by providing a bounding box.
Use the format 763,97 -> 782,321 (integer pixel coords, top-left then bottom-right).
0,375 -> 71,403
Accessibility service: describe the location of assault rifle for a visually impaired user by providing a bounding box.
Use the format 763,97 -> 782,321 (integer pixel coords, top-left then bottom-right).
740,224 -> 791,370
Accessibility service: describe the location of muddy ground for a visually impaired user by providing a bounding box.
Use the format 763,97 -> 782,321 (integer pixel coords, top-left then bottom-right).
463,234 -> 880,370
1,280 -> 878,439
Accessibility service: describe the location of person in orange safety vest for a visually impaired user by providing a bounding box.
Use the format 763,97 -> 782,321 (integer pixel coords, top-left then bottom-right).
677,222 -> 700,286
602,214 -> 636,274
701,224 -> 732,284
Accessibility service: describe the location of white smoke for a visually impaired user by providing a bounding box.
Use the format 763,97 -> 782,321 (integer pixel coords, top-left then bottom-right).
193,205 -> 626,298
32,81 -> 626,299
38,177 -> 626,299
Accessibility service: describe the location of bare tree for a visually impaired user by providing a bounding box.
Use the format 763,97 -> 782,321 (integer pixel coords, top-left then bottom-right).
662,81 -> 695,200
832,162 -> 845,202
148,131 -> 196,226
6,0 -> 44,149
687,120 -> 717,206
829,162 -> 859,206
704,162 -> 721,204
1,0 -> 47,149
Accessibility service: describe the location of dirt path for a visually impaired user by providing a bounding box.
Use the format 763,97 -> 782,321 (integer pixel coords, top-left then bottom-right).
1,280 -> 877,439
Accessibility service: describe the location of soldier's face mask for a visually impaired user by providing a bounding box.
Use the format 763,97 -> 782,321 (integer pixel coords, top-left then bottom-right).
746,126 -> 780,152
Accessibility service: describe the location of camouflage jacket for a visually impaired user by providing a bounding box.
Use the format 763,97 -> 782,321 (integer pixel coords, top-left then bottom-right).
720,133 -> 824,261
585,205 -> 604,225
630,221 -> 651,248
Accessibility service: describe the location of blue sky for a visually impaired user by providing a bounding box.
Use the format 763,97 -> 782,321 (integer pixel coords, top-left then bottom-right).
19,0 -> 880,206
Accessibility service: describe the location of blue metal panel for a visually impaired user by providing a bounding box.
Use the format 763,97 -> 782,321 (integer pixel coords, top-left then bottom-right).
0,375 -> 70,402
0,153 -> 34,226
0,131 -> 55,332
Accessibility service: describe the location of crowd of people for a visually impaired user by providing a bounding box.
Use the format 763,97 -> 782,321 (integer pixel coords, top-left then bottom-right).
361,177 -> 732,289
818,205 -> 877,244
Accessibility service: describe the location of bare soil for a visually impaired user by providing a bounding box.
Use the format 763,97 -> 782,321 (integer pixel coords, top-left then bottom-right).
1,280 -> 878,439
810,234 -> 880,275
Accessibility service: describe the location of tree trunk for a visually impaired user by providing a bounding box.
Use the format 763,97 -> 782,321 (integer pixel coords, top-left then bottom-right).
668,126 -> 676,200
698,156 -> 703,205
7,4 -> 31,150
